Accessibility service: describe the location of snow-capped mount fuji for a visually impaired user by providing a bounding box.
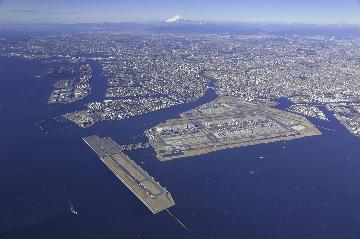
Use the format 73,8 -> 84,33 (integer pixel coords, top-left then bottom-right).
165,15 -> 188,23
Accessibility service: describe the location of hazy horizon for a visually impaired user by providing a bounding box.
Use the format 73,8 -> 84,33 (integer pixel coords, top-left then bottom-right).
1,0 -> 360,25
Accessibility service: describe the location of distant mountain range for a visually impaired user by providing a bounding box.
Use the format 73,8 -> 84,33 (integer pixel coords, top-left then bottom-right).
1,19 -> 360,38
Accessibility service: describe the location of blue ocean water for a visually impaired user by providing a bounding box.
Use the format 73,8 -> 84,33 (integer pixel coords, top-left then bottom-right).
1,56 -> 360,239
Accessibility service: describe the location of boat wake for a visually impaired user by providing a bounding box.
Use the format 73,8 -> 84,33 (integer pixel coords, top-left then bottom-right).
67,200 -> 78,215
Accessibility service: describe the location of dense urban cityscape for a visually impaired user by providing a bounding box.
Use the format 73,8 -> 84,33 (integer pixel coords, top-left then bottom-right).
1,31 -> 360,136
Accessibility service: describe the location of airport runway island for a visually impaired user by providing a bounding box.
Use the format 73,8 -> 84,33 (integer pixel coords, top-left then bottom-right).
83,135 -> 175,214
146,97 -> 322,161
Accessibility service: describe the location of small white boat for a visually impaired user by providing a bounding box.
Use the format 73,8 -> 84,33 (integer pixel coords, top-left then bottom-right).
67,200 -> 78,215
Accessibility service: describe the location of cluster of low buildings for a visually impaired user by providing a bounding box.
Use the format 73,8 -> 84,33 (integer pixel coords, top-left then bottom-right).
288,105 -> 329,121
106,87 -> 155,98
326,103 -> 360,136
64,97 -> 177,127
48,64 -> 92,104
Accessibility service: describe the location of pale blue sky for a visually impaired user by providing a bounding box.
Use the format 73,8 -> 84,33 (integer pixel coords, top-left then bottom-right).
0,0 -> 360,24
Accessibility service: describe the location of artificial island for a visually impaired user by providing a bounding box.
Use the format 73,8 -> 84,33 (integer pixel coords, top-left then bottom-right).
83,135 -> 175,214
146,97 -> 321,161
5,24 -> 360,214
